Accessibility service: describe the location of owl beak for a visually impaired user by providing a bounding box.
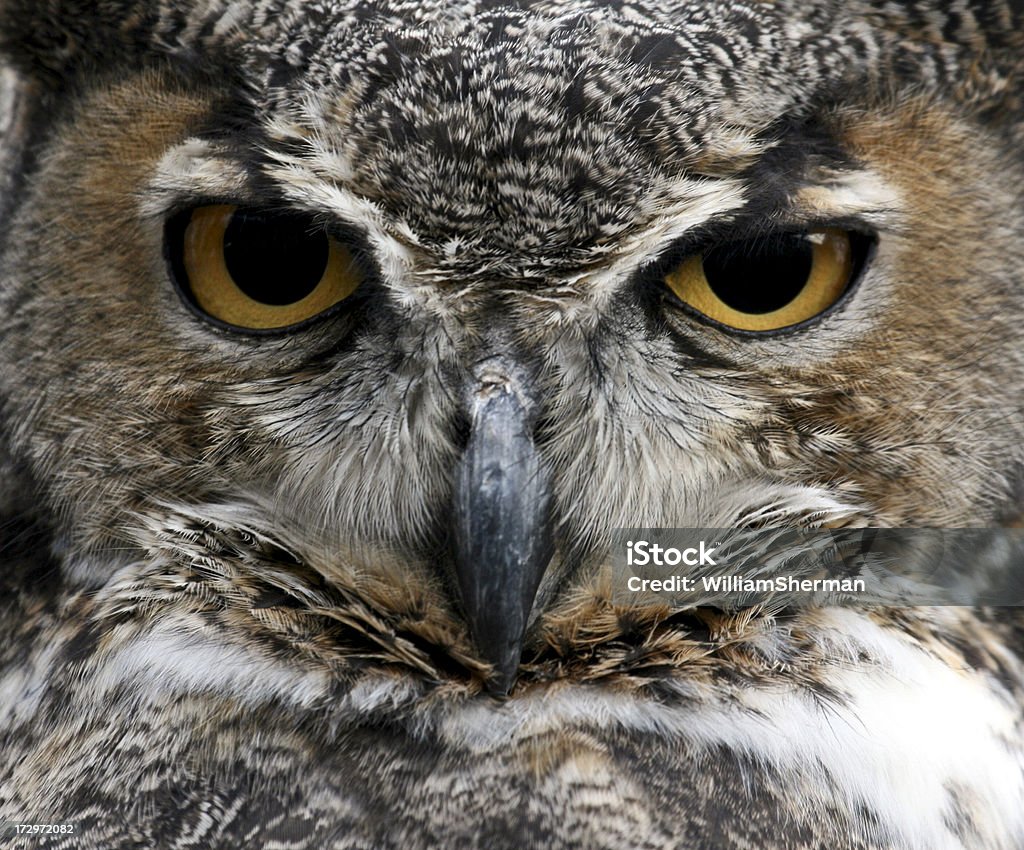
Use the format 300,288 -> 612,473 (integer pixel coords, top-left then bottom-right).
452,362 -> 553,696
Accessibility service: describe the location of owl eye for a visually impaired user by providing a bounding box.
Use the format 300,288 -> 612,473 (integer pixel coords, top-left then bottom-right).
662,228 -> 859,332
171,205 -> 364,331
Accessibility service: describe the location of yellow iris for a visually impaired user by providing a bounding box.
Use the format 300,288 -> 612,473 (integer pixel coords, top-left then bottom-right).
182,205 -> 363,330
664,229 -> 854,332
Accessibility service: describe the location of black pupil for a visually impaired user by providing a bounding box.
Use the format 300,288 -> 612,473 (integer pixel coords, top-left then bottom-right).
702,236 -> 813,314
223,212 -> 328,305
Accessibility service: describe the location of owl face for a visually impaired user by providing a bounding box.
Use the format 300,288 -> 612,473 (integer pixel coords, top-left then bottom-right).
1,0 -> 1023,686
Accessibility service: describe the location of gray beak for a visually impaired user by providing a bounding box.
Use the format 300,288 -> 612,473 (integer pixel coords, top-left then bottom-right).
452,360 -> 553,695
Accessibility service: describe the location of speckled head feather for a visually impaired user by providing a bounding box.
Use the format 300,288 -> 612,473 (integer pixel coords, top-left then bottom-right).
2,1 -> 1024,848
2,3 -> 1023,249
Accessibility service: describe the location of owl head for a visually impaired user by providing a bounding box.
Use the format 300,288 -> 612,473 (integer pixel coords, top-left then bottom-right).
1,0 -> 1022,690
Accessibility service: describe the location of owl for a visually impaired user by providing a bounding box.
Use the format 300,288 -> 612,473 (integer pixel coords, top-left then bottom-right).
1,0 -> 1024,847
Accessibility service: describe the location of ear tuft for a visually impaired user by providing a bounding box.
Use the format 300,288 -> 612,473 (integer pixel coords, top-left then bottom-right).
0,1 -> 159,86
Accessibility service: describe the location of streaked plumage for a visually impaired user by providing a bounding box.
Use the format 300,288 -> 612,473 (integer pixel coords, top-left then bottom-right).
1,1 -> 1024,847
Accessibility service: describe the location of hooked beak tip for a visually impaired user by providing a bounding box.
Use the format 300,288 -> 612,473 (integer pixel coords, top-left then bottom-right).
485,659 -> 519,697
